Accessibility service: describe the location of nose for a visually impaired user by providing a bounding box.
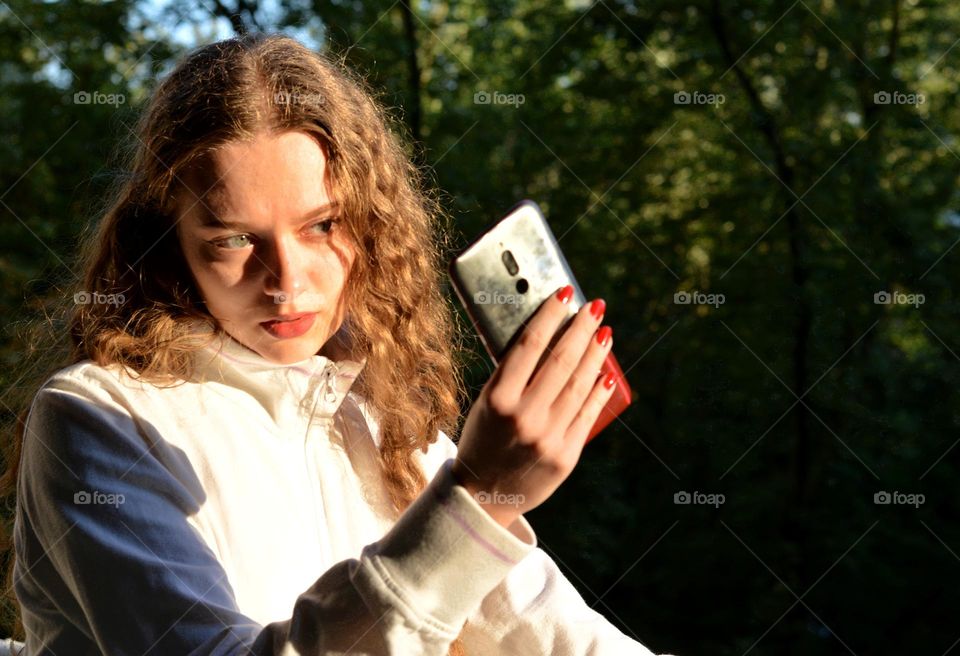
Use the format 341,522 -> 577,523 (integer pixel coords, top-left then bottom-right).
263,235 -> 307,304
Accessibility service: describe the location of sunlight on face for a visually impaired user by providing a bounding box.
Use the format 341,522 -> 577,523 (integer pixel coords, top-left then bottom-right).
175,130 -> 356,364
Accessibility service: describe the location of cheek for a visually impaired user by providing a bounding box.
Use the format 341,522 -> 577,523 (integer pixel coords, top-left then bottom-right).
300,249 -> 351,313
310,248 -> 346,295
331,236 -> 357,283
183,246 -> 250,311
317,245 -> 353,291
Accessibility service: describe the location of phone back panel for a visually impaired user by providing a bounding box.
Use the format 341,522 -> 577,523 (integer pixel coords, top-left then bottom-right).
448,200 -> 632,443
449,200 -> 586,361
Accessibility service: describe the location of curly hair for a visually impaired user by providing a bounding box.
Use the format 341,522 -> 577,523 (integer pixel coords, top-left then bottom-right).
0,33 -> 470,654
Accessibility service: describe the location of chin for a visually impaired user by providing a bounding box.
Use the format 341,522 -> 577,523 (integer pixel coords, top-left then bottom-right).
261,335 -> 327,364
259,346 -> 311,364
219,318 -> 327,364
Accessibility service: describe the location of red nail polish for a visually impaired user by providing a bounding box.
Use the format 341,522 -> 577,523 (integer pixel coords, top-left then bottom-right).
556,285 -> 574,304
595,326 -> 612,347
589,299 -> 605,320
603,372 -> 617,390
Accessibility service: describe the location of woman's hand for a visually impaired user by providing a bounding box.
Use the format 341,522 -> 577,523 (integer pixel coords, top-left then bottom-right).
451,285 -> 617,528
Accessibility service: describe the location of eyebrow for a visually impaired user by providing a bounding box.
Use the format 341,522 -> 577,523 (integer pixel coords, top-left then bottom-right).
197,200 -> 341,230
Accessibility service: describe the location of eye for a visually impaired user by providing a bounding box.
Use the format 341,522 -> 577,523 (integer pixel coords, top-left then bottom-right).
211,234 -> 253,250
309,218 -> 338,235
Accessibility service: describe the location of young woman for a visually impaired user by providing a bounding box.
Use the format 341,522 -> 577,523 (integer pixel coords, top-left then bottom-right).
2,33 -> 675,655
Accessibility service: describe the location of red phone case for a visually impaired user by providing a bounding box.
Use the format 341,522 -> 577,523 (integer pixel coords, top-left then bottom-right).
587,351 -> 632,443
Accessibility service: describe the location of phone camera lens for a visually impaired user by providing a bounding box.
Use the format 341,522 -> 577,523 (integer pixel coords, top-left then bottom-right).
501,250 -> 520,276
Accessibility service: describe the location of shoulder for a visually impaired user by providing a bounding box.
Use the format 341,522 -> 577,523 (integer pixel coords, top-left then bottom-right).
28,360 -> 146,419
35,359 -> 172,402
24,360 -> 193,451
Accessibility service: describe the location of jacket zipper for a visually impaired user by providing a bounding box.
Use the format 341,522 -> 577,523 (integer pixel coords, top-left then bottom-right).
303,362 -> 339,565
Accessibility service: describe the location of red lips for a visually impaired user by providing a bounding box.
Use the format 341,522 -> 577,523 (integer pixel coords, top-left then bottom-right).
259,312 -> 318,339
261,312 -> 315,323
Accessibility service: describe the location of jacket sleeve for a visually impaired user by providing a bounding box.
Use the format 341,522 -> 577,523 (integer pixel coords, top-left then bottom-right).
426,432 -> 678,656
14,380 -> 536,656
461,549 -> 677,655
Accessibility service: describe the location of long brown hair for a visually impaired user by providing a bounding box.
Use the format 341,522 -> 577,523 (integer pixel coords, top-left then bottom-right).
0,33 -> 470,654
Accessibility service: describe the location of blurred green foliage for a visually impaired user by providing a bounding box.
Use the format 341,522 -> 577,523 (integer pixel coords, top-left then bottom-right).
2,1 -> 957,653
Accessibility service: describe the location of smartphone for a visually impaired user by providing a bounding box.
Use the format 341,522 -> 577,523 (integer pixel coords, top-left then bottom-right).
447,199 -> 632,444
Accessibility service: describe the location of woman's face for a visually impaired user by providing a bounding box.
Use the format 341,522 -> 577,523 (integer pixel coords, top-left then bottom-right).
175,130 -> 356,365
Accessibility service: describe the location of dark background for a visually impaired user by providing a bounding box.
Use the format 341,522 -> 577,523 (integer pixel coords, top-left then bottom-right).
1,1 -> 956,654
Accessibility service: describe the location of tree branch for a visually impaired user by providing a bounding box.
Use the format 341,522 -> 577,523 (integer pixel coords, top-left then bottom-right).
398,0 -> 424,164
708,0 -> 813,517
208,0 -> 249,35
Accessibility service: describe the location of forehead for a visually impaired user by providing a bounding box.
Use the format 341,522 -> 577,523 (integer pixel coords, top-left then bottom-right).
177,131 -> 333,219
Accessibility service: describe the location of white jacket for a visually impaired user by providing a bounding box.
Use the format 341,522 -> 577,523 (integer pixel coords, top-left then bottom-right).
13,330 -> 674,655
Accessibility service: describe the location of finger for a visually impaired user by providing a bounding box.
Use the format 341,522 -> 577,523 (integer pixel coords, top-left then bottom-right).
563,368 -> 619,447
521,298 -> 606,412
490,285 -> 576,402
550,324 -> 613,430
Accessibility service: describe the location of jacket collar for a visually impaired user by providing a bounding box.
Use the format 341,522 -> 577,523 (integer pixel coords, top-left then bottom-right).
193,328 -> 367,429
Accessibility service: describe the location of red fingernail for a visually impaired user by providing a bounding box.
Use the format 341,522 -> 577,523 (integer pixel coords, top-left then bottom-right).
589,299 -> 605,320
556,285 -> 574,304
603,372 -> 617,390
595,326 -> 612,347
